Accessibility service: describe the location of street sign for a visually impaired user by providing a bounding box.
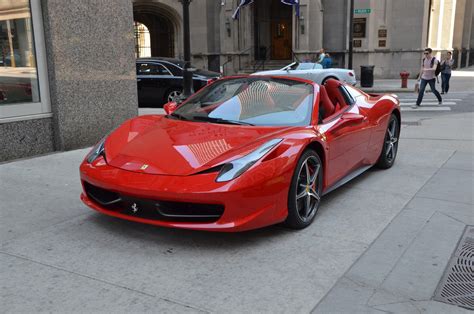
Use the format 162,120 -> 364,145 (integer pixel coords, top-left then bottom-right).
354,9 -> 371,14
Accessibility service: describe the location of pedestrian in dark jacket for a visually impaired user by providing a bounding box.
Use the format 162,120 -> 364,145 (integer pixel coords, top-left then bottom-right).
322,53 -> 333,69
440,51 -> 455,94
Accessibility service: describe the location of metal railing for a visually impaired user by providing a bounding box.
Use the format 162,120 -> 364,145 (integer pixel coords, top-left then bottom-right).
292,50 -> 302,63
253,48 -> 270,72
221,47 -> 252,76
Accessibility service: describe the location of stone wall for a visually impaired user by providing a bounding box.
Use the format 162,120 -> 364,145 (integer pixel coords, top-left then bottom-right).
0,117 -> 54,161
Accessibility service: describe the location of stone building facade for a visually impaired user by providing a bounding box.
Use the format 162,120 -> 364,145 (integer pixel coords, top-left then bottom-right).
132,0 -> 473,78
0,0 -> 473,161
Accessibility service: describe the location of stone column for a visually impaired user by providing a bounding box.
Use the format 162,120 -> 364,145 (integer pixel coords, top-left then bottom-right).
41,0 -> 138,151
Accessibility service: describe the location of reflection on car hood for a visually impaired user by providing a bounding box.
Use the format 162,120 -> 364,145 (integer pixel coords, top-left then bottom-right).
104,115 -> 288,176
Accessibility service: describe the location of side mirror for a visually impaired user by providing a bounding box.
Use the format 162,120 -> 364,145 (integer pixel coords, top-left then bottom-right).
163,101 -> 178,115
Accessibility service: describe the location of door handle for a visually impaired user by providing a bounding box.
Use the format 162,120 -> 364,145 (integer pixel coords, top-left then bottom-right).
137,78 -> 142,82
341,113 -> 366,126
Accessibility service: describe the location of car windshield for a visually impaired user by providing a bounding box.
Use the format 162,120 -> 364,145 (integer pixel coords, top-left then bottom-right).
170,77 -> 314,126
296,63 -> 323,70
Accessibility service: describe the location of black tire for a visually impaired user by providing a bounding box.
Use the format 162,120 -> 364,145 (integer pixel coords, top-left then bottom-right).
376,113 -> 400,169
164,88 -> 183,104
322,76 -> 338,85
285,150 -> 323,229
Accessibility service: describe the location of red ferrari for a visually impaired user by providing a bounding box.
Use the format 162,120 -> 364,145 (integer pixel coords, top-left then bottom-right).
80,76 -> 400,231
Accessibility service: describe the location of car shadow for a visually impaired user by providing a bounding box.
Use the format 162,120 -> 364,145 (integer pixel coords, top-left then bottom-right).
86,212 -> 297,249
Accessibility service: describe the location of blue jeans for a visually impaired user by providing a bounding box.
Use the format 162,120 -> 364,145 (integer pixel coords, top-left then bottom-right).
441,73 -> 451,93
416,78 -> 442,106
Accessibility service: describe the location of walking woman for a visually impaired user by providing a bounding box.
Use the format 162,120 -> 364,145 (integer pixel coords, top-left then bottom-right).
440,51 -> 455,94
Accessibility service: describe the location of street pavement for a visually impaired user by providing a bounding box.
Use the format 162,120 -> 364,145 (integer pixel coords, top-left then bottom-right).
1,73 -> 473,313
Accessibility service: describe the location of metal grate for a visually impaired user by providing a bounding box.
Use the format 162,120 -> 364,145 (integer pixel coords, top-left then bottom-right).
434,226 -> 474,310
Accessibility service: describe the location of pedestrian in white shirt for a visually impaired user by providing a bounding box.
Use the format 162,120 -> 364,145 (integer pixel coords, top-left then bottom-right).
317,48 -> 326,64
413,48 -> 442,108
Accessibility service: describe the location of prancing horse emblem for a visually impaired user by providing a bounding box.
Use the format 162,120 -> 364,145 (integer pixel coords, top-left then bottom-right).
140,164 -> 149,170
131,203 -> 139,213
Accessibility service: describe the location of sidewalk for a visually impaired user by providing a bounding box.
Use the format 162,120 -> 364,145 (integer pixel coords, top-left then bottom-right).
360,79 -> 417,94
314,112 -> 474,313
361,66 -> 474,94
1,110 -> 472,312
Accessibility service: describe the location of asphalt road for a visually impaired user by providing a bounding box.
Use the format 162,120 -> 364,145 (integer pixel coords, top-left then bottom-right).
398,91 -> 474,115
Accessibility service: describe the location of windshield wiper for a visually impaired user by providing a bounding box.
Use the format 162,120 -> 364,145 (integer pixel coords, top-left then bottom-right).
191,116 -> 254,126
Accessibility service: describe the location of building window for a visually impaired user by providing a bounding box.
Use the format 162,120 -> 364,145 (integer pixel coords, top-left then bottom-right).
0,0 -> 50,121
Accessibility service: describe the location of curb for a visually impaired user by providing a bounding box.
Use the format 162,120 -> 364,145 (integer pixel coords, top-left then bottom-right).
361,88 -> 415,94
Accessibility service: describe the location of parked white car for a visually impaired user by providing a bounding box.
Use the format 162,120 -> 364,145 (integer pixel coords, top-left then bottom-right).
252,62 -> 357,86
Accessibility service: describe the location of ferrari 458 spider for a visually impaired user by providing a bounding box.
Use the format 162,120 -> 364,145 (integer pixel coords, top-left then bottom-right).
80,76 -> 400,231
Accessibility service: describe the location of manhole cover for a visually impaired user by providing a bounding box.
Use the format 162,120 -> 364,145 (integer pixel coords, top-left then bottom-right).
434,226 -> 474,310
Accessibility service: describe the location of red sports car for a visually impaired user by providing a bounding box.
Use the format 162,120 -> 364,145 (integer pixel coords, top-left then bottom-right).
80,77 -> 400,231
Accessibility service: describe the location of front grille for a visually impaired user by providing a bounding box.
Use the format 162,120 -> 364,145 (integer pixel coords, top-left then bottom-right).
83,182 -> 121,205
83,181 -> 224,223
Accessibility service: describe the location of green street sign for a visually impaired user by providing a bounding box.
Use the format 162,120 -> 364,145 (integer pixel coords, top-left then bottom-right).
354,9 -> 371,14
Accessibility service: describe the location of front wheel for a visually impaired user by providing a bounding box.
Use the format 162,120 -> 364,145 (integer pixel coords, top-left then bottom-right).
376,114 -> 400,169
285,150 -> 323,229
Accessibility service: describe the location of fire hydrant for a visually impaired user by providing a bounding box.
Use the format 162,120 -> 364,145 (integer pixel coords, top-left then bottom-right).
400,71 -> 410,88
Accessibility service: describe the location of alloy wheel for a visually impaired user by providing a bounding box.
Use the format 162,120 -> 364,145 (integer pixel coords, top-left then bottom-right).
385,118 -> 399,163
295,156 -> 322,222
168,90 -> 182,103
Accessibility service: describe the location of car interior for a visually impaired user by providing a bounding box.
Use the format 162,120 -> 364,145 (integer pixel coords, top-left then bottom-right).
318,79 -> 353,123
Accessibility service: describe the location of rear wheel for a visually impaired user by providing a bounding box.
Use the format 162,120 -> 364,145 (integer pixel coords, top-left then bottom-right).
285,150 -> 323,229
376,114 -> 400,169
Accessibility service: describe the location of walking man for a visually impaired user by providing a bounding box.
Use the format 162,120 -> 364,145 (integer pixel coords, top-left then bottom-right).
413,48 -> 442,108
440,51 -> 454,94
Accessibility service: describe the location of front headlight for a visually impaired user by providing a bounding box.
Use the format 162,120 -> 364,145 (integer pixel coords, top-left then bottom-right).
86,137 -> 106,163
216,139 -> 282,182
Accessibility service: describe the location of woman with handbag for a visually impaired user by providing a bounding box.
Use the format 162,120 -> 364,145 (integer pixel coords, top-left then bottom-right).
440,51 -> 455,94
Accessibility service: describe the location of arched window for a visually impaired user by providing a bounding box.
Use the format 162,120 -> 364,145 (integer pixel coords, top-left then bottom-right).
134,22 -> 151,58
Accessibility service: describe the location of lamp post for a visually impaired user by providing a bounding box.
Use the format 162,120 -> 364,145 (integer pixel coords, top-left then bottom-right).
348,0 -> 354,69
180,0 -> 193,99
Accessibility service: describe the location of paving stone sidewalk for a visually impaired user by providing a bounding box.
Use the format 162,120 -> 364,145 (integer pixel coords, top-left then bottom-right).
313,113 -> 474,313
1,112 -> 472,313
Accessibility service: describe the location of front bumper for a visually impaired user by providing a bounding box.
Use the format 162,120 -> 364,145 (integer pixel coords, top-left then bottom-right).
80,157 -> 293,232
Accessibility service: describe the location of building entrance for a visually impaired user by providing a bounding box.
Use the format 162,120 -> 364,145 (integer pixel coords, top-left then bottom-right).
133,3 -> 176,58
254,0 -> 293,60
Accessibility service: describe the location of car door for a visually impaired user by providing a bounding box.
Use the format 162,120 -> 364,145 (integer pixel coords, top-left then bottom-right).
136,62 -> 172,106
318,86 -> 371,186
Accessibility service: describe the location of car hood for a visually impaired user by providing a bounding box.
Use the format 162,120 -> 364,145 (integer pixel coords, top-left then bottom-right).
104,115 -> 289,176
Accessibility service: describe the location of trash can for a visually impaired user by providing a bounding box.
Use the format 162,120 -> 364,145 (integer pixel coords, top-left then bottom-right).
360,65 -> 375,88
